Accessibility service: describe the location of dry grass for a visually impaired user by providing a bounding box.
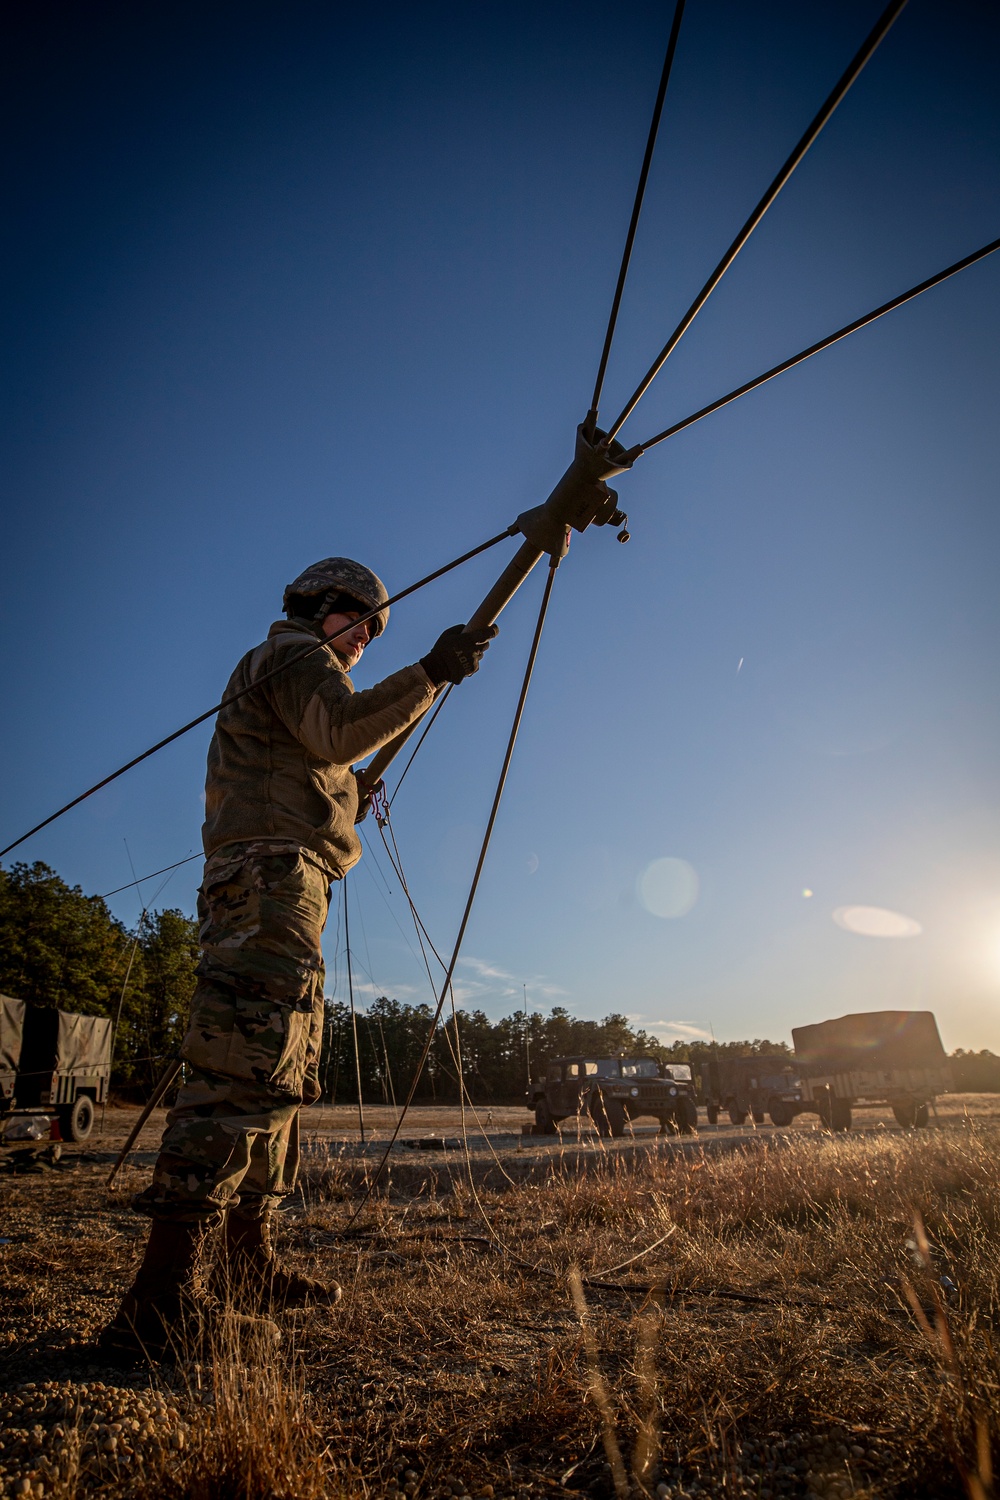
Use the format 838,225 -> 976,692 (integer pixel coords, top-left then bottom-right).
1,1111 -> 999,1498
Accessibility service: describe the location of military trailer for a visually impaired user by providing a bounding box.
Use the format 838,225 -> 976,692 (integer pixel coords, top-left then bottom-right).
703,1053 -> 805,1127
0,996 -> 112,1143
526,1055 -> 698,1138
792,1010 -> 951,1132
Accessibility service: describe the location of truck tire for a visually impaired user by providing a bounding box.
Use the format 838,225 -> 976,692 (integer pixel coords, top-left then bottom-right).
769,1102 -> 793,1127
892,1101 -> 915,1127
592,1095 -> 626,1138
914,1103 -> 930,1128
678,1096 -> 698,1134
534,1100 -> 557,1135
817,1091 -> 851,1131
60,1094 -> 94,1143
706,1105 -> 719,1125
751,1109 -> 766,1125
728,1104 -> 747,1126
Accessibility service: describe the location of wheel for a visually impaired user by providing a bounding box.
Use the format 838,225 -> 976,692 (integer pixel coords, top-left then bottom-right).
914,1103 -> 930,1128
706,1104 -> 719,1125
821,1096 -> 851,1132
892,1101 -> 916,1128
751,1109 -> 766,1125
769,1102 -> 793,1127
60,1095 -> 94,1142
534,1100 -> 557,1134
591,1095 -> 626,1138
677,1096 -> 698,1134
728,1104 -> 747,1126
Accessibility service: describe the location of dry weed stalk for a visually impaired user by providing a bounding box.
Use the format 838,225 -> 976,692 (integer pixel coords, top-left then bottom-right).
568,1265 -> 628,1497
901,1209 -> 996,1500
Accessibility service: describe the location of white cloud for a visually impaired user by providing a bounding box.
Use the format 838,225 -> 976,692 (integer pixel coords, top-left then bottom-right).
459,955 -> 517,981
644,1019 -> 714,1040
832,905 -> 922,938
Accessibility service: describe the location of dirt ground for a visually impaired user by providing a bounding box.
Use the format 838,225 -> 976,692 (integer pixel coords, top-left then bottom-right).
2,1095 -> 999,1499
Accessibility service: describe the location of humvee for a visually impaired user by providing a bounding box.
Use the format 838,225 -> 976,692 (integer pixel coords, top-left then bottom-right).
526,1055 -> 698,1137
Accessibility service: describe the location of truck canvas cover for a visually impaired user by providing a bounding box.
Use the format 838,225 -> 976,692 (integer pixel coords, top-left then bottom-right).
792,1011 -> 946,1075
53,1011 -> 112,1072
18,1007 -> 113,1074
1,994 -> 25,1076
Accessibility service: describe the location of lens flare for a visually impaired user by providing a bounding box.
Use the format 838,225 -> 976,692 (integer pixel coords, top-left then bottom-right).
637,857 -> 699,919
832,905 -> 922,938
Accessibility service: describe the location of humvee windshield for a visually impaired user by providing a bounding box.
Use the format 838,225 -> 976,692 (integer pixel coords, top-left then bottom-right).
619,1058 -> 660,1078
661,1064 -> 692,1082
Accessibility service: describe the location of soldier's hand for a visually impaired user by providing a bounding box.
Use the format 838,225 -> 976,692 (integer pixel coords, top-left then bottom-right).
420,623 -> 499,686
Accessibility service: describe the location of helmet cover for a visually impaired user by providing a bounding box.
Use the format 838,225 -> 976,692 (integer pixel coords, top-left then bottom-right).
282,557 -> 389,637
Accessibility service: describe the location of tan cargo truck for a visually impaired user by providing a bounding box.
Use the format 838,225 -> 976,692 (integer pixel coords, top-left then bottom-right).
792,1009 -> 951,1131
0,995 -> 112,1142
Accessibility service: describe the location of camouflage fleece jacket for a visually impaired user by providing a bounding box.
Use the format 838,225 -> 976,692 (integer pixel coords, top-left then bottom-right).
202,619 -> 436,877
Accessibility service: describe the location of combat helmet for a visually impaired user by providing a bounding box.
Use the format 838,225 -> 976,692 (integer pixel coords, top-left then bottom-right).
282,558 -> 390,637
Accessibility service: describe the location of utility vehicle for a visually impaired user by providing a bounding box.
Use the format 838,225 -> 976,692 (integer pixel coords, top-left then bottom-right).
702,1053 -> 805,1127
526,1054 -> 698,1138
1,995 -> 111,1143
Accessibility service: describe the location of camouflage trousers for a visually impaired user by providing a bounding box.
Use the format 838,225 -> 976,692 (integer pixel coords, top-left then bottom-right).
134,842 -> 332,1224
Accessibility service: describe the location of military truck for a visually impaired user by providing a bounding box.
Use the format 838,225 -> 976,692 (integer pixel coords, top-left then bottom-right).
792,1010 -> 951,1131
0,995 -> 112,1143
526,1055 -> 698,1137
702,1053 -> 804,1127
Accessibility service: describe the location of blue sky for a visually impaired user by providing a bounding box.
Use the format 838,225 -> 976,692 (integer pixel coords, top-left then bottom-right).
3,0 -> 999,1051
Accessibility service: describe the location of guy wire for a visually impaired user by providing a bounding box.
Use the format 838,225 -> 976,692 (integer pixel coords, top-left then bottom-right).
0,525 -> 515,861
606,0 -> 909,440
634,235 -> 1000,453
586,0 -> 686,432
376,813 -> 518,1191
346,558 -> 560,1225
389,683 -> 454,807
343,879 -> 366,1143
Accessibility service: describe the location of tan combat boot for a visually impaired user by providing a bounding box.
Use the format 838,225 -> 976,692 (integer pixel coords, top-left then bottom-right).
220,1209 -> 342,1313
99,1219 -> 280,1364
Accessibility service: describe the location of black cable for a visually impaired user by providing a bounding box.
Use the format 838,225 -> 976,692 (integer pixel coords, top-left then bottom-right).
101,853 -> 201,899
343,879 -> 366,1144
346,558 -> 560,1223
388,683 -> 454,807
606,0 -> 909,441
585,0 -> 686,436
0,526 -> 515,861
633,236 -> 1000,453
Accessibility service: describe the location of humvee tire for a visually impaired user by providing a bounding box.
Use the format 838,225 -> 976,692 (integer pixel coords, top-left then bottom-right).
60,1094 -> 95,1142
677,1096 -> 698,1134
892,1101 -> 916,1128
534,1100 -> 557,1135
769,1101 -> 793,1127
706,1104 -> 719,1125
592,1095 -> 626,1138
751,1109 -> 766,1125
728,1104 -> 747,1126
914,1103 -> 930,1128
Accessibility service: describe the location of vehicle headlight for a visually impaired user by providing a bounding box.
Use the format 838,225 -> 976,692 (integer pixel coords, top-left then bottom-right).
669,1087 -> 677,1096
630,1087 -> 639,1097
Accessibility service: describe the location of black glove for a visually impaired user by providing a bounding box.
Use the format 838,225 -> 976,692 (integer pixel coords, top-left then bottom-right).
420,623 -> 499,686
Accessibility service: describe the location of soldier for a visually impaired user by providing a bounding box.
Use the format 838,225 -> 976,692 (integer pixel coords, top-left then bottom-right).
101,558 -> 497,1360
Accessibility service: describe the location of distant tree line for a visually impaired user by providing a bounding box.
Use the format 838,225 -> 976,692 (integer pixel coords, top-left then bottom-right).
0,861 -> 197,1092
3,860 -> 999,1101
